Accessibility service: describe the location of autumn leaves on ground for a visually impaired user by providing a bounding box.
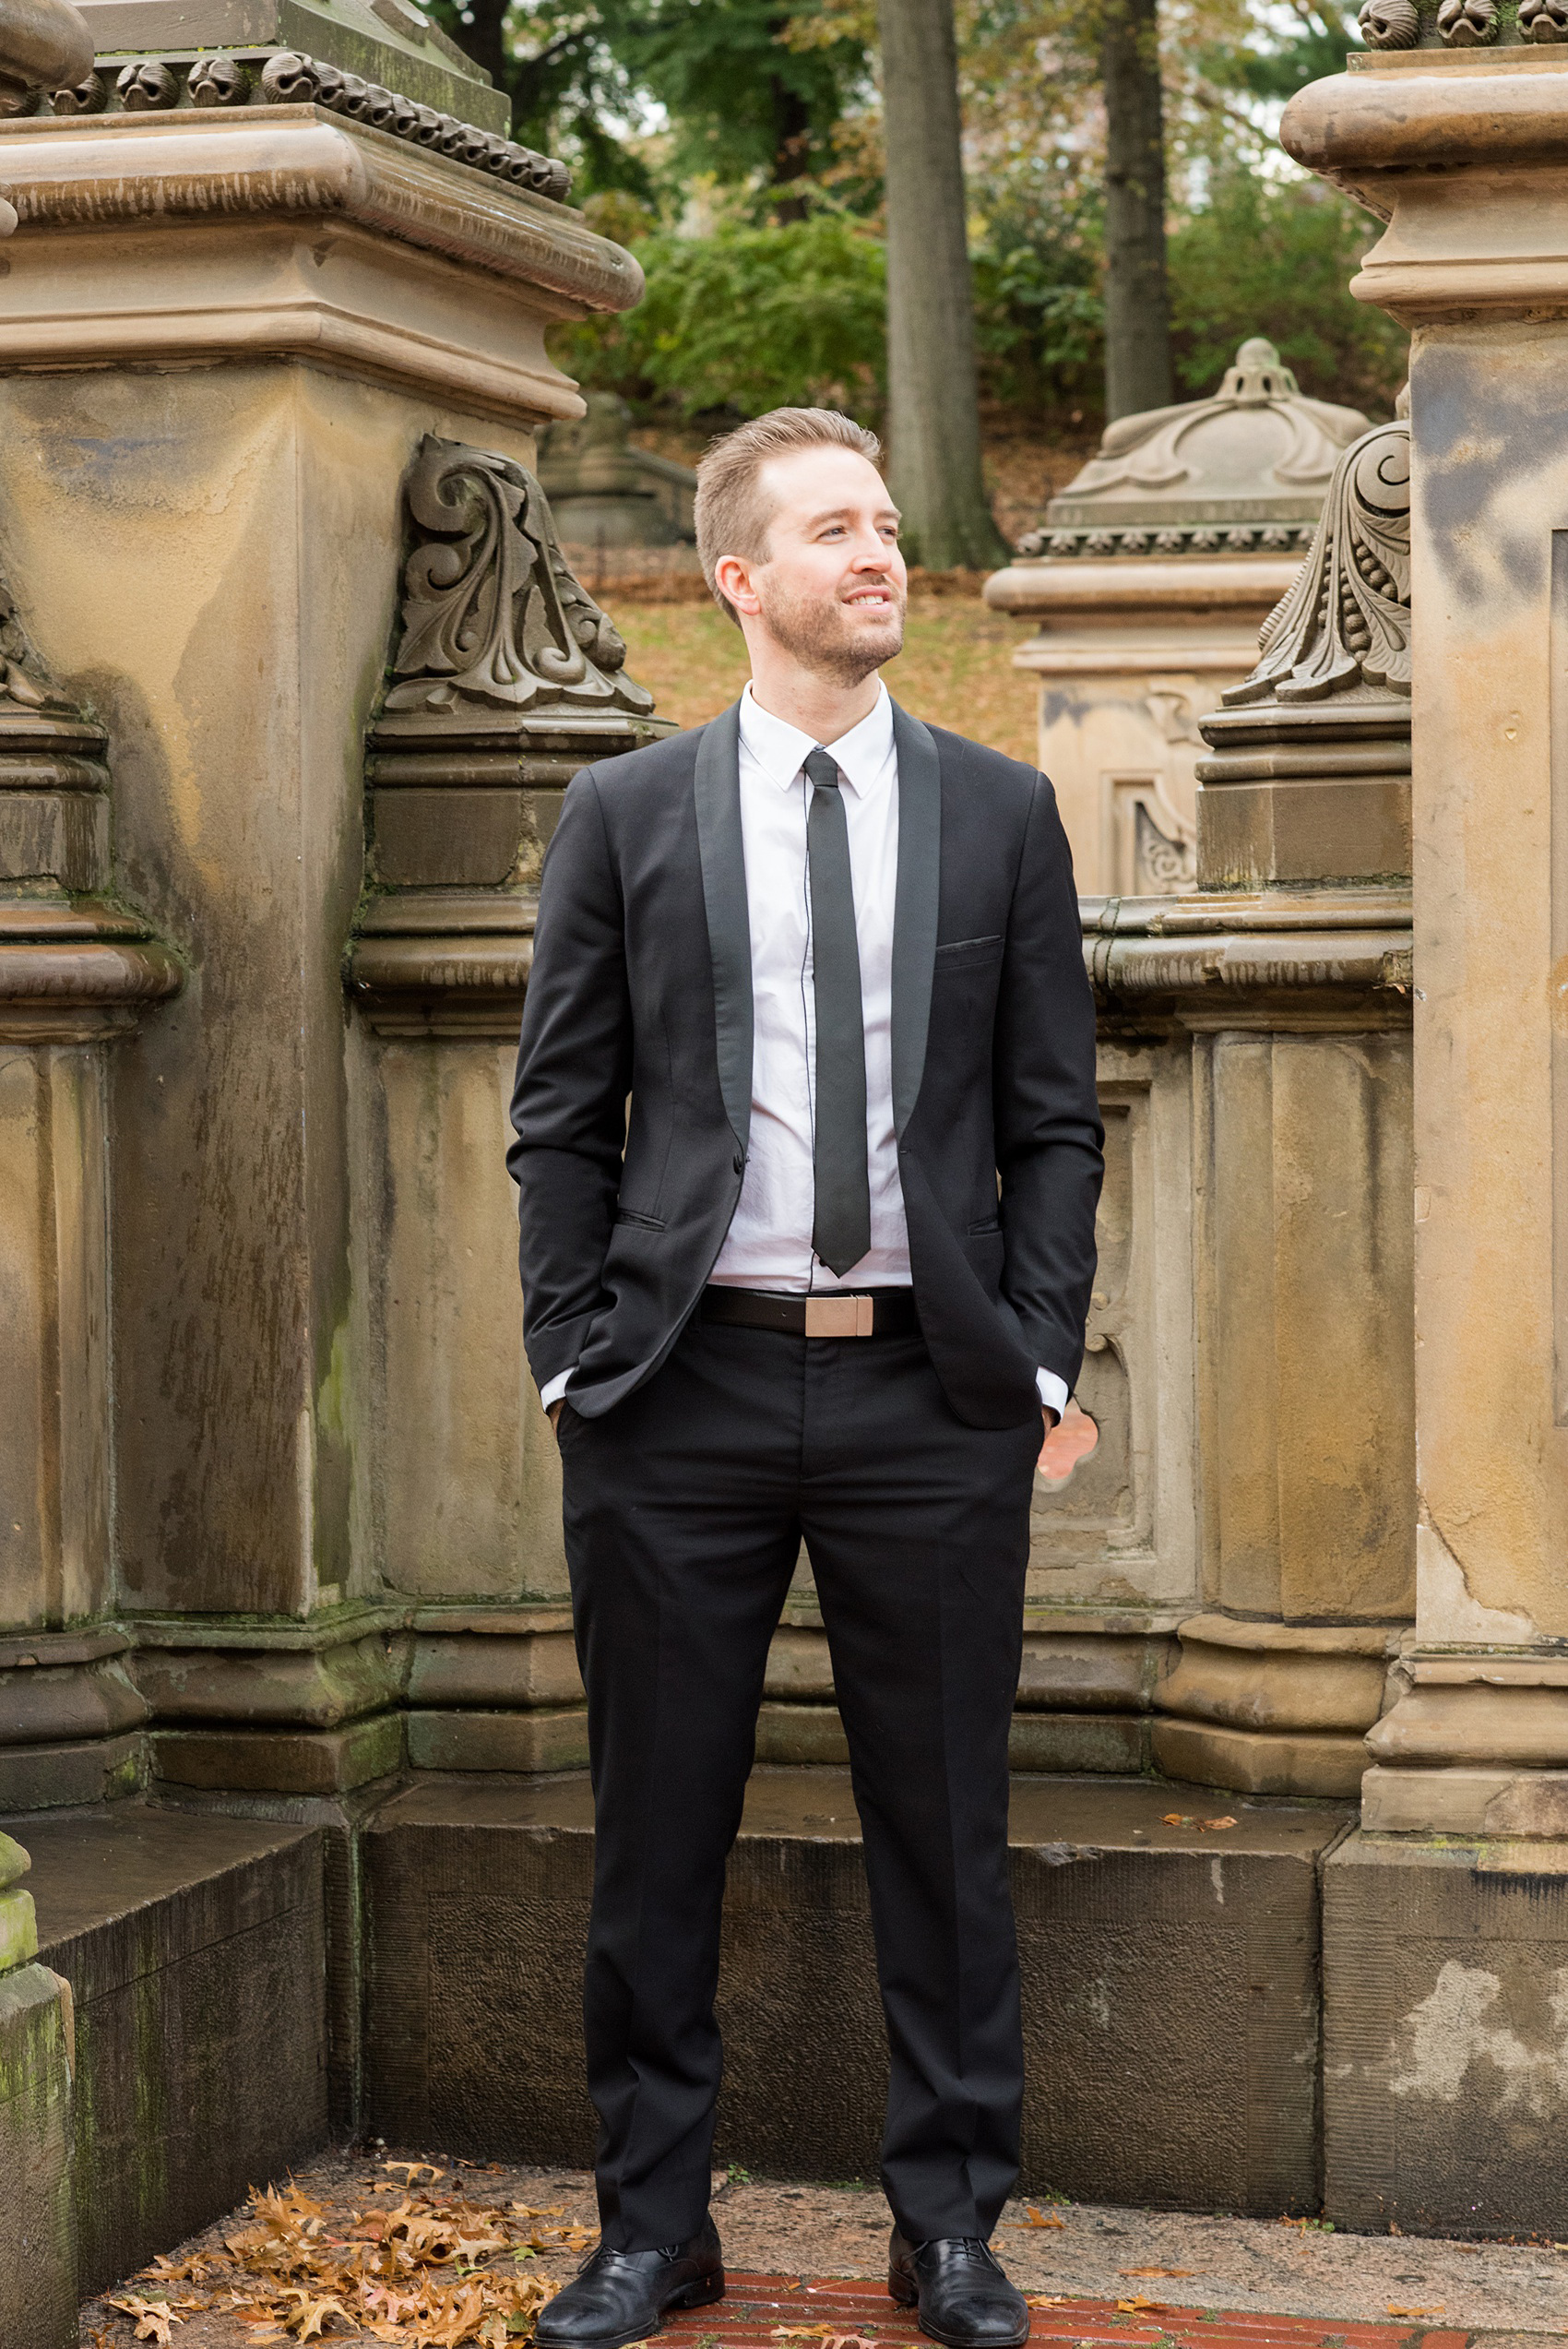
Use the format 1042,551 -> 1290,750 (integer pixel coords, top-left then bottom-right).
88,2162 -> 590,2347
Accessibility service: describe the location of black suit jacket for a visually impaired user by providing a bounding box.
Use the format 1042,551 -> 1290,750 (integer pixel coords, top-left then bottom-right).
508,698 -> 1103,1430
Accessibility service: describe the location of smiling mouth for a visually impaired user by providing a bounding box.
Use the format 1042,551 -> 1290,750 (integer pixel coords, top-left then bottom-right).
844,588 -> 897,608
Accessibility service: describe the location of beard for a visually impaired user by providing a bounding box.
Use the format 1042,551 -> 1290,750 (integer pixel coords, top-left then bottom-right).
754,572 -> 906,684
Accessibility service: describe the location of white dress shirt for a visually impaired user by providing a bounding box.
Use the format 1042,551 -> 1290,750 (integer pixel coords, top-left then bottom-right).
540,679 -> 1066,1423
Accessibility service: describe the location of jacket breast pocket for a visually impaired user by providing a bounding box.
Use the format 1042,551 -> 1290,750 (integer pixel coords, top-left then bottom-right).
933,934 -> 1004,973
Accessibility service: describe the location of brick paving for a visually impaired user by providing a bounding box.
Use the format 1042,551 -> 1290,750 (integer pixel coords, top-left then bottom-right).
663,2273 -> 1472,2349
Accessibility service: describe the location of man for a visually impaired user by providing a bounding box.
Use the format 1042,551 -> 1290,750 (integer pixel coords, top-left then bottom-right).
509,408 -> 1102,2349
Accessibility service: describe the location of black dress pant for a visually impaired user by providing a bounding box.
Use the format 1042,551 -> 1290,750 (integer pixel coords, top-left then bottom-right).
557,1314 -> 1040,2254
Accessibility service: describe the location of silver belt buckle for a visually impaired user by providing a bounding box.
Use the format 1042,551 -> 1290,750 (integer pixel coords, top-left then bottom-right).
803,1294 -> 874,1338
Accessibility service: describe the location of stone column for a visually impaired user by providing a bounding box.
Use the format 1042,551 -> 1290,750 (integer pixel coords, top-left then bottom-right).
1287,51 -> 1568,1835
1283,43 -> 1568,2233
1146,411 -> 1418,1800
0,1831 -> 74,2349
0,43 -> 640,1798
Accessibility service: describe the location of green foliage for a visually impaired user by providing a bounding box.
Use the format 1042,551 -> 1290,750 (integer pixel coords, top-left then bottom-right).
970,185 -> 1105,412
554,214 -> 886,418
557,164 -> 1408,428
1168,172 -> 1408,414
426,0 -> 870,205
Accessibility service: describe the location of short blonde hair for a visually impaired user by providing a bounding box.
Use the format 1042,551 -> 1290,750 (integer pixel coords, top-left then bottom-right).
694,408 -> 883,627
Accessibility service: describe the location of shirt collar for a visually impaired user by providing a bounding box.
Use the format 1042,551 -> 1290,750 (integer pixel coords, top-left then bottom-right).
738,680 -> 894,800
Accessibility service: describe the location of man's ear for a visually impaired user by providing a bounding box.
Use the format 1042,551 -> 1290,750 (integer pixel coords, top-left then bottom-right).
714,554 -> 762,618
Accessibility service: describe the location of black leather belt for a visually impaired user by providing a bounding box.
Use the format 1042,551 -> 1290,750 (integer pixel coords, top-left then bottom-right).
700,1284 -> 920,1339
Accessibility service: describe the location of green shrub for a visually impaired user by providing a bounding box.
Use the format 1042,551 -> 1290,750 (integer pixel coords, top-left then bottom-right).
1169,173 -> 1408,414
553,214 -> 886,419
552,168 -> 1408,429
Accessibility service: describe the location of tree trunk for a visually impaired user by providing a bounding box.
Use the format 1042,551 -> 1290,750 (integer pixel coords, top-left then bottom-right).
447,0 -> 509,96
876,0 -> 1008,569
770,70 -> 812,225
1099,0 -> 1173,421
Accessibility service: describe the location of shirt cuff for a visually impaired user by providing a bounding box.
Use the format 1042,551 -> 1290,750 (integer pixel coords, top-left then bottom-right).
1036,1368 -> 1068,1425
539,1369 -> 573,1411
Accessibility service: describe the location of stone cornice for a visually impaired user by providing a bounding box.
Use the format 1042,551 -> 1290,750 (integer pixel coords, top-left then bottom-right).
1082,888 -> 1415,1022
0,108 -> 641,314
1283,54 -> 1568,318
0,901 -> 182,1037
985,554 -> 1303,621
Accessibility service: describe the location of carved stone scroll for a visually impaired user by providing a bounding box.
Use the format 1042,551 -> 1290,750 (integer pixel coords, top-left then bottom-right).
385,435 -> 654,721
1194,417 -> 1413,889
350,435 -> 670,1033
1224,420 -> 1411,707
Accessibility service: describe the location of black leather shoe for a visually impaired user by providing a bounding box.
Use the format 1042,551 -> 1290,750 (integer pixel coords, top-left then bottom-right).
535,2217 -> 724,2349
888,2231 -> 1029,2349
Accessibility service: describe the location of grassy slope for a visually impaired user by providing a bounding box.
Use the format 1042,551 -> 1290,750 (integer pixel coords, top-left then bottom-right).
613,590 -> 1041,768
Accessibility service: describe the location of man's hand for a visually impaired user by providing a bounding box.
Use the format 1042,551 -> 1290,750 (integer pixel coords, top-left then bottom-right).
549,1400 -> 564,1431
1042,1406 -> 1059,1437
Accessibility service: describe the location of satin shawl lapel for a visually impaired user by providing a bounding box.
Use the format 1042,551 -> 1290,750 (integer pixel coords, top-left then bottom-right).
693,699 -> 753,1153
890,701 -> 942,1139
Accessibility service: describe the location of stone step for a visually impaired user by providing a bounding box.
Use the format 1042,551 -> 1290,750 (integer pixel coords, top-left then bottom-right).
13,1802 -> 329,2298
362,1766 -> 1352,2217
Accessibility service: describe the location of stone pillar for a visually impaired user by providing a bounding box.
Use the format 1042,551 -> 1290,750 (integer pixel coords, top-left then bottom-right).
0,36 -> 640,1799
1287,50 -> 1568,1834
984,340 -> 1368,896
1143,410 -> 1418,1799
0,482 -> 174,1818
0,1831 -> 74,2349
344,432 -> 668,1774
1283,43 -> 1568,2233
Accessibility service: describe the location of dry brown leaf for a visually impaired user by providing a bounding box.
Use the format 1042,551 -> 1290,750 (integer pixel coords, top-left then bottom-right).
1160,1813 -> 1191,1826
1115,2296 -> 1170,2314
107,2298 -> 178,2344
1026,2296 -> 1064,2308
138,2252 -> 214,2284
1015,2204 -> 1065,2229
1387,2307 -> 1443,2319
276,2288 -> 353,2339
1119,2266 -> 1199,2278
1198,1817 -> 1237,1832
385,2160 -> 446,2184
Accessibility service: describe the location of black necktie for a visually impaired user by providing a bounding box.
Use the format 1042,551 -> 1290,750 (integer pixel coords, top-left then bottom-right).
803,747 -> 872,1277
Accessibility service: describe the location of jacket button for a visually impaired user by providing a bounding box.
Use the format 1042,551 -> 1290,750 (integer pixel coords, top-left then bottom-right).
733,1151 -> 744,1174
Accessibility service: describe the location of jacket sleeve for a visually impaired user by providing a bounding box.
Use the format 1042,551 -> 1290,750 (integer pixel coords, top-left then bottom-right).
993,772 -> 1104,1392
508,769 -> 632,1395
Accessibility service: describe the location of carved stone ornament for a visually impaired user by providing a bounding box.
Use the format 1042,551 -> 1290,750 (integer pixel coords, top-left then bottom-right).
1223,420 -> 1410,707
1520,0 -> 1568,39
1019,338 -> 1369,560
385,435 -> 655,721
1437,0 -> 1499,41
188,53 -> 251,105
1359,0 -> 1420,47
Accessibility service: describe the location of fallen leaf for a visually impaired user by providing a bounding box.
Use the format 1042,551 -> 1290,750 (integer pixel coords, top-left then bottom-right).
107,2296 -> 178,2344
1386,2308 -> 1443,2319
384,2160 -> 446,2184
1016,2204 -> 1065,2229
1120,2267 -> 1199,2278
1198,1818 -> 1237,1832
1161,1813 -> 1192,1827
1115,2297 -> 1170,2315
1026,2296 -> 1064,2308
276,2288 -> 353,2339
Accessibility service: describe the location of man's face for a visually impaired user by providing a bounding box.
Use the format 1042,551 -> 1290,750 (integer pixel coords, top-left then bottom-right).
731,446 -> 908,683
